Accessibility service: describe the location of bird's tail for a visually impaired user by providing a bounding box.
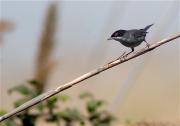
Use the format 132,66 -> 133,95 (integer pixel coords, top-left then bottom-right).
143,24 -> 154,31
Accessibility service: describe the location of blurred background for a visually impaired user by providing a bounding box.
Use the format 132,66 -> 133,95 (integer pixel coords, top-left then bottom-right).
0,0 -> 179,126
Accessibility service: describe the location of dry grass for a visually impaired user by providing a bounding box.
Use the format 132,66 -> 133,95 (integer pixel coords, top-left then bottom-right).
34,3 -> 58,92
0,20 -> 14,32
0,20 -> 14,44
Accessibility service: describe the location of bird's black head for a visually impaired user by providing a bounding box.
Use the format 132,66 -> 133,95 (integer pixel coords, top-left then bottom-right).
111,30 -> 126,37
108,30 -> 126,40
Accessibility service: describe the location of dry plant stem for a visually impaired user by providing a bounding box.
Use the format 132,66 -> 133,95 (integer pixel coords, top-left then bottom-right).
0,33 -> 180,122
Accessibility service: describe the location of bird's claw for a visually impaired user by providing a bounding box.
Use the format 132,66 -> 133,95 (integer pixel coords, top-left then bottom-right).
107,51 -> 126,65
119,51 -> 126,58
144,40 -> 150,48
146,43 -> 150,48
117,51 -> 127,61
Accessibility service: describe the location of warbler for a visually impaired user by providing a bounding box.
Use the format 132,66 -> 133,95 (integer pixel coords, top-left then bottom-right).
108,24 -> 153,56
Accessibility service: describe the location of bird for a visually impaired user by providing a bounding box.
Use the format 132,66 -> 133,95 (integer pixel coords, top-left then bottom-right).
108,24 -> 154,57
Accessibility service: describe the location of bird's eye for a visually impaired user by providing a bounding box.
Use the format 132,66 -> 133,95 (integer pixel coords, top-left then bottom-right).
115,32 -> 119,36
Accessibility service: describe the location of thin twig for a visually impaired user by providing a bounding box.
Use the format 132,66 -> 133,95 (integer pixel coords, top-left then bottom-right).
0,33 -> 179,122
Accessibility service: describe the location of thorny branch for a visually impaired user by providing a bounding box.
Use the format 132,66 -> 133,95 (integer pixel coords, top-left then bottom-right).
0,33 -> 180,122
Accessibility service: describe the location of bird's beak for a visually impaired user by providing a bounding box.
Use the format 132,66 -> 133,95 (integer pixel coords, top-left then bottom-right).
107,37 -> 112,40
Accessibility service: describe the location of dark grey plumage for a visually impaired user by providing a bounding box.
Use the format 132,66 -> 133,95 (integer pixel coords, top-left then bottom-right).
108,24 -> 153,55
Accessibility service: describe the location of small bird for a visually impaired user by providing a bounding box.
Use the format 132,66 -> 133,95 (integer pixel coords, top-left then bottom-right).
108,24 -> 153,56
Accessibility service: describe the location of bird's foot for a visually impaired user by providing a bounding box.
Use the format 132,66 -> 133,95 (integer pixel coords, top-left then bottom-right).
121,50 -> 134,59
118,51 -> 127,60
107,51 -> 126,65
146,43 -> 150,48
144,40 -> 150,48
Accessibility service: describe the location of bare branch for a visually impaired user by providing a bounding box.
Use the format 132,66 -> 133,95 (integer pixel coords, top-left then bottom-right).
0,33 -> 179,122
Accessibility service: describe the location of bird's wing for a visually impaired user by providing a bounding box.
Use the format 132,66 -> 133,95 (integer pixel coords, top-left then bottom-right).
121,30 -> 146,42
134,30 -> 147,38
119,30 -> 134,42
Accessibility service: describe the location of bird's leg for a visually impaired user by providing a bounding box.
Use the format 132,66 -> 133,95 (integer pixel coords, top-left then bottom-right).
144,39 -> 150,48
118,51 -> 126,59
123,48 -> 134,58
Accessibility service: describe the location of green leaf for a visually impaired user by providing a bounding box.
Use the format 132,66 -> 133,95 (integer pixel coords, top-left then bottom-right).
58,109 -> 72,122
97,100 -> 105,106
59,94 -> 70,102
58,108 -> 84,122
35,103 -> 45,111
93,111 -> 115,126
0,110 -> 6,116
87,100 -> 104,113
87,100 -> 97,113
14,99 -> 27,107
46,96 -> 58,108
45,114 -> 58,122
28,80 -> 41,86
49,96 -> 58,103
89,112 -> 100,121
8,85 -> 32,95
18,113 -> 37,126
80,121 -> 85,126
79,92 -> 93,99
100,115 -> 114,124
4,119 -> 17,126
